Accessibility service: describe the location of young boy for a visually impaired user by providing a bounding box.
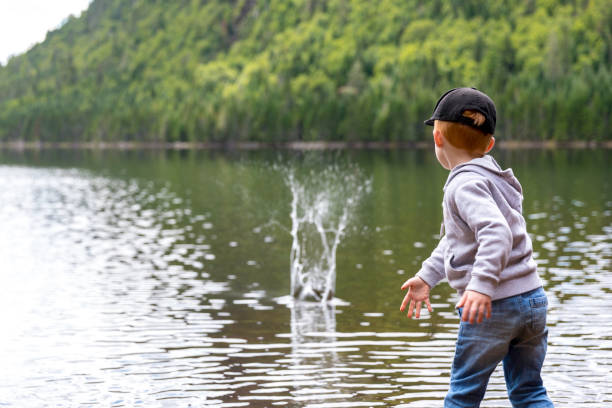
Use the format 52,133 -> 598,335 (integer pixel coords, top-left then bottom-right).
400,88 -> 554,407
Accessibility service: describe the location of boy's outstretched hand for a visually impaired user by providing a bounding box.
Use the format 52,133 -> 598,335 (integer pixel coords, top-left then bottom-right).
400,277 -> 433,319
456,290 -> 492,324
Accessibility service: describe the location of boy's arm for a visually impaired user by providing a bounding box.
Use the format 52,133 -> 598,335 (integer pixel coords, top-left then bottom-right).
415,235 -> 447,289
452,180 -> 513,298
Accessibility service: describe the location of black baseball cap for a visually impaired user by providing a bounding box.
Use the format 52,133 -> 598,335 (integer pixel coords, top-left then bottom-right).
424,87 -> 496,134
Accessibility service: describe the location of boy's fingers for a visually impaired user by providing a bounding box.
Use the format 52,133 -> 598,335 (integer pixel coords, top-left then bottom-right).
425,298 -> 433,313
415,301 -> 422,318
400,292 -> 410,311
487,303 -> 492,319
470,306 -> 477,324
461,300 -> 471,321
456,293 -> 467,309
467,302 -> 477,324
401,280 -> 412,291
407,300 -> 415,318
477,304 -> 486,324
402,287 -> 415,311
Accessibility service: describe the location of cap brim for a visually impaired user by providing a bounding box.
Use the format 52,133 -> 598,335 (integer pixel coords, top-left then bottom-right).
424,118 -> 435,126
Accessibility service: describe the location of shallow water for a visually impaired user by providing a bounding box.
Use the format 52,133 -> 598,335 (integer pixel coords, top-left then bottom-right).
0,149 -> 610,407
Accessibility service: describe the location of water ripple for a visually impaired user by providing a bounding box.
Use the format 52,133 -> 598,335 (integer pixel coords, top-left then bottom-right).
0,165 -> 610,407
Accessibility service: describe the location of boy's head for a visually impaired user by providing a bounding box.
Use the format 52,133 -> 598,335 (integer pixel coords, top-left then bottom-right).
425,88 -> 496,155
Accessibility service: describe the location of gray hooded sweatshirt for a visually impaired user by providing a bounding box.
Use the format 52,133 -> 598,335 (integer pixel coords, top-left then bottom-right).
416,155 -> 542,300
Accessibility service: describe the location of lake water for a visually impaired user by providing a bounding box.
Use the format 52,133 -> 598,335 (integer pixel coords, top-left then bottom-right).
0,149 -> 610,407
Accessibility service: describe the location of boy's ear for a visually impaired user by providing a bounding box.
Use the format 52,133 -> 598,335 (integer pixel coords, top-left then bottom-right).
433,129 -> 444,147
485,136 -> 495,153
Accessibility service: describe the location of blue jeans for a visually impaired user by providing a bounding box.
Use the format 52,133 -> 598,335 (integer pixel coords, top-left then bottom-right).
445,287 -> 554,408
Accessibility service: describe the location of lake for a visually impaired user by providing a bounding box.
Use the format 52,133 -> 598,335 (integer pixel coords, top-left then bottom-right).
0,148 -> 610,407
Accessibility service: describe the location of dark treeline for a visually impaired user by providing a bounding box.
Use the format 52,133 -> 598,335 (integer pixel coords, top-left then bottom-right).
0,0 -> 610,143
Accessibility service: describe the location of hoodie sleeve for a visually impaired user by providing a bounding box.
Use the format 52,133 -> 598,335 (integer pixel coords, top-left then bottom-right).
451,179 -> 512,297
416,235 -> 447,288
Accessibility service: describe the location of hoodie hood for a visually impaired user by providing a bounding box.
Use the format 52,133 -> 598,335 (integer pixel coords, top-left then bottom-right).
444,155 -> 523,209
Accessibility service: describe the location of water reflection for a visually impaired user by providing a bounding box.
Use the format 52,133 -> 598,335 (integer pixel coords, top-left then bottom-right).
0,167 -> 234,406
290,302 -> 338,358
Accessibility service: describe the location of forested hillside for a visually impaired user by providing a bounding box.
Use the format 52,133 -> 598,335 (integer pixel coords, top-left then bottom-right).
0,0 -> 610,143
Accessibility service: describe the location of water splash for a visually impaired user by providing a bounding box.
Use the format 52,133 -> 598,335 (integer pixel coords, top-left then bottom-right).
285,164 -> 370,302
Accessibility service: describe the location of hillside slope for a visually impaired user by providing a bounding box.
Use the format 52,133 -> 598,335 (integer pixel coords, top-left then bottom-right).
0,0 -> 610,142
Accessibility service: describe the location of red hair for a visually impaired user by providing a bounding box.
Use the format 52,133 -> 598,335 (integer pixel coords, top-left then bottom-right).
436,110 -> 492,154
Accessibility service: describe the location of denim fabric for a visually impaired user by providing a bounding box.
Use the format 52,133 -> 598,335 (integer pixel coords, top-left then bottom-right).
444,287 -> 554,408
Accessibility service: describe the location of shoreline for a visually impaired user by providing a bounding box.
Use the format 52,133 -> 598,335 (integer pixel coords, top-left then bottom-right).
0,140 -> 610,150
